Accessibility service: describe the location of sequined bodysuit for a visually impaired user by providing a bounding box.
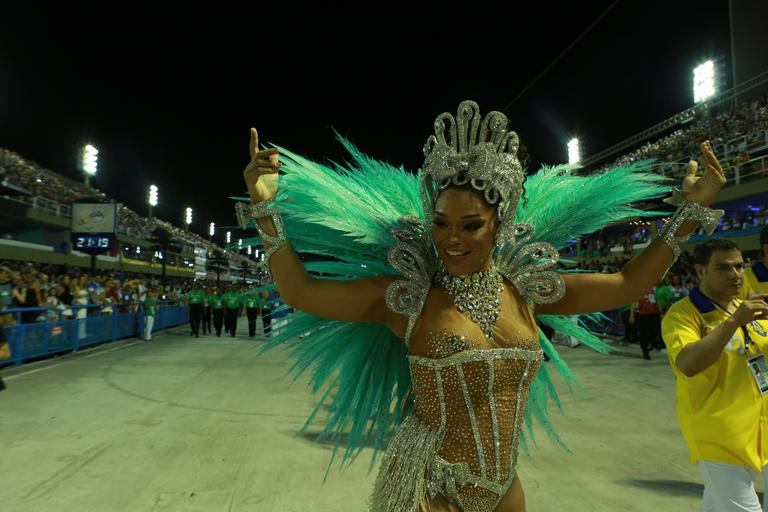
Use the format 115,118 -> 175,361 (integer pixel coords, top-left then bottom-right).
372,330 -> 543,512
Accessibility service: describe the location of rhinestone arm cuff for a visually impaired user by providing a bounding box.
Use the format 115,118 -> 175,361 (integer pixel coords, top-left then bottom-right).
657,190 -> 724,260
235,199 -> 287,281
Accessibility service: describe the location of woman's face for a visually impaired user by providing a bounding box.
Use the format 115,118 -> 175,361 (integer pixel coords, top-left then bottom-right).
432,187 -> 499,276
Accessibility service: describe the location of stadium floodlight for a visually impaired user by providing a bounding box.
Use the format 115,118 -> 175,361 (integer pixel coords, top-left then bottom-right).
82,144 -> 99,186
185,207 -> 193,226
567,138 -> 580,164
148,185 -> 158,206
209,222 -> 215,237
693,60 -> 716,103
148,184 -> 158,218
226,231 -> 231,244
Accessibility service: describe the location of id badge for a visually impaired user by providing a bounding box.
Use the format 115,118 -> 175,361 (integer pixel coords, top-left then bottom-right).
747,354 -> 768,395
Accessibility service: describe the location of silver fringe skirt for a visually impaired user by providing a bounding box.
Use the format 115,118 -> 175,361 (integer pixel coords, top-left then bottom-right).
370,415 -> 443,511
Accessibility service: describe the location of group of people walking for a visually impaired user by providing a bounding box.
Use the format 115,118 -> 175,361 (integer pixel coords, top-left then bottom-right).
186,282 -> 272,338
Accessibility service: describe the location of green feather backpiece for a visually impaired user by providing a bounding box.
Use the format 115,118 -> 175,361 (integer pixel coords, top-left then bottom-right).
236,136 -> 669,475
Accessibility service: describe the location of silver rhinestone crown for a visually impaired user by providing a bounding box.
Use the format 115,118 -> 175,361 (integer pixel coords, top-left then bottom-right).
422,100 -> 524,216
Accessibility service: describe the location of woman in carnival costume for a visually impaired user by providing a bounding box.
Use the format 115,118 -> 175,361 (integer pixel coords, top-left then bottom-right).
235,101 -> 725,511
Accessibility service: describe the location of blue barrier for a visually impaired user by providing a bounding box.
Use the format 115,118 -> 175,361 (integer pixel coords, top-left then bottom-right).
0,299 -> 634,370
0,303 -> 189,367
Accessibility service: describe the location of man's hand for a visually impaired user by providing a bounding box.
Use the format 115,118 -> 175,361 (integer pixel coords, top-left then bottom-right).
732,293 -> 768,326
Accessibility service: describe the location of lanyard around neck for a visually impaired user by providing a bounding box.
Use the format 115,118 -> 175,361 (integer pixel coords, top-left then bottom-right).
705,295 -> 757,351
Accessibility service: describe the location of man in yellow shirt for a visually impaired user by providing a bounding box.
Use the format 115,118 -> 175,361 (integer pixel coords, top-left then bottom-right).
741,225 -> 768,299
662,239 -> 768,511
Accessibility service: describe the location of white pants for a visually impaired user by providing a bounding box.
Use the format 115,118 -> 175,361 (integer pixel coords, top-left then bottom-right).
77,308 -> 87,339
699,461 -> 768,511
144,315 -> 155,341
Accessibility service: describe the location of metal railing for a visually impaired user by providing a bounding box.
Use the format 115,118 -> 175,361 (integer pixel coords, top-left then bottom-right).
0,302 -> 189,367
654,130 -> 768,185
722,130 -> 768,159
656,154 -> 768,186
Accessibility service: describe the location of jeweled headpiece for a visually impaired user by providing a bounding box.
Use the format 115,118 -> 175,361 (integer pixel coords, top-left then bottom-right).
420,100 -> 524,232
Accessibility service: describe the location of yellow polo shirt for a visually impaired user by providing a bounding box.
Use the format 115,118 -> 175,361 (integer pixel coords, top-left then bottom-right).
740,261 -> 768,300
661,287 -> 768,471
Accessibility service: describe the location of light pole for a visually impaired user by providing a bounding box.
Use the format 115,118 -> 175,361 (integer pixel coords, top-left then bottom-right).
693,60 -> 716,104
82,144 -> 99,187
185,207 -> 193,232
567,138 -> 580,165
148,185 -> 158,219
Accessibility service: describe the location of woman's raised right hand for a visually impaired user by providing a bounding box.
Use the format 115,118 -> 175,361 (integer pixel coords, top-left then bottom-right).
243,128 -> 282,204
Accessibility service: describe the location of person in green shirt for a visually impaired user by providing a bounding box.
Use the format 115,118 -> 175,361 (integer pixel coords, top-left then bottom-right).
669,273 -> 689,304
202,286 -> 212,335
211,288 -> 225,337
244,288 -> 265,338
260,291 -> 272,335
142,289 -> 157,341
223,286 -> 242,337
655,276 -> 674,315
187,281 -> 205,338
239,285 -> 249,319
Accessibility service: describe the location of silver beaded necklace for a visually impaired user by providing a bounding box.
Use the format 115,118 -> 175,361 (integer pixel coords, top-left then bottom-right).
435,261 -> 502,338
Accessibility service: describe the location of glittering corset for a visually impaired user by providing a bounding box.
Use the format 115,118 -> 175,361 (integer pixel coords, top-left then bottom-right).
409,346 -> 542,504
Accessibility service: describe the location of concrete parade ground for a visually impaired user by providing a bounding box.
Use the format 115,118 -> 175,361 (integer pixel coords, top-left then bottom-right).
0,317 -> 763,511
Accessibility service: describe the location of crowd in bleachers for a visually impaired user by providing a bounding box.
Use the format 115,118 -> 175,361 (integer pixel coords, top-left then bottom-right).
0,148 -> 253,269
578,226 -> 653,258
577,251 -> 698,288
580,202 -> 768,263
0,148 -> 107,204
599,94 -> 768,173
0,260 -> 191,324
711,205 -> 768,232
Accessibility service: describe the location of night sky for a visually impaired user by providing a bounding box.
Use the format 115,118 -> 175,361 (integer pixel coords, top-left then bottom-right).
1,1 -> 730,245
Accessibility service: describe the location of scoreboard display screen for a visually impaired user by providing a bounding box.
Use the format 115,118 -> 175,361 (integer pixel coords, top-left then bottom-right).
71,201 -> 118,255
74,236 -> 112,250
71,234 -> 115,254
